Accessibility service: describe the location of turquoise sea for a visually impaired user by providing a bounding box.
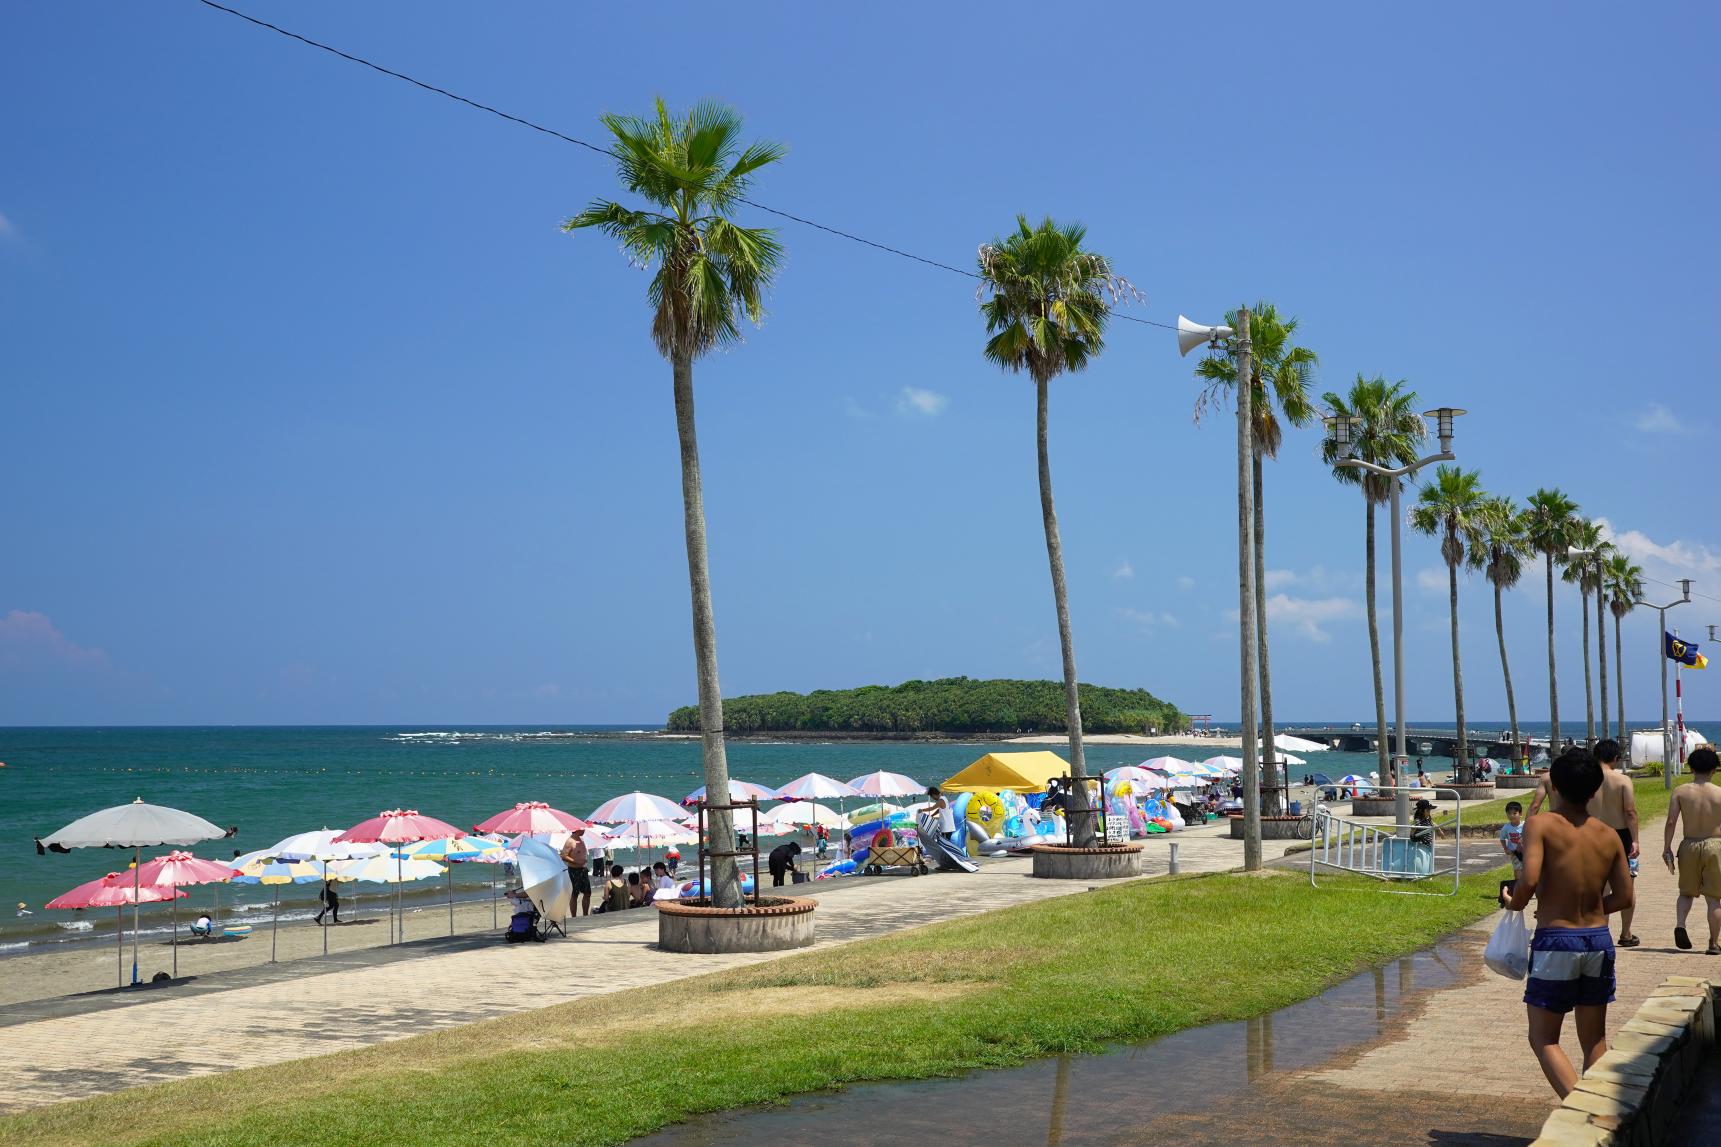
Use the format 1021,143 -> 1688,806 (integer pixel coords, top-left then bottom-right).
1,720 -> 1702,953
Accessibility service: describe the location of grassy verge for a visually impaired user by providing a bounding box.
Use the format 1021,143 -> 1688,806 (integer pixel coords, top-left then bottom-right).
1440,774 -> 1685,832
0,868 -> 1508,1147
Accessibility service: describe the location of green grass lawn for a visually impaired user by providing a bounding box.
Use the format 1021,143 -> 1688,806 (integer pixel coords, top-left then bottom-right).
1440,774 -> 1685,831
0,868 -> 1509,1147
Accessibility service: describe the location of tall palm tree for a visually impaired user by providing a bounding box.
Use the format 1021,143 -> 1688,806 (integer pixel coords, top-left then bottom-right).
1410,465 -> 1488,775
977,216 -> 1127,848
565,100 -> 785,909
1590,537 -> 1617,741
1561,519 -> 1608,744
1321,377 -> 1425,782
1607,554 -> 1645,739
1196,302 -> 1317,816
1470,496 -> 1529,769
1523,489 -> 1581,753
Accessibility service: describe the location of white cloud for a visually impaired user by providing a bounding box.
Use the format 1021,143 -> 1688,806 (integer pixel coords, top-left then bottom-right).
1417,567 -> 1447,593
1228,595 -> 1363,643
1119,607 -> 1179,630
896,387 -> 949,416
0,210 -> 14,239
1634,404 -> 1683,434
1595,518 -> 1721,576
1177,576 -> 1196,591
1264,569 -> 1299,590
0,610 -> 108,670
1112,561 -> 1135,581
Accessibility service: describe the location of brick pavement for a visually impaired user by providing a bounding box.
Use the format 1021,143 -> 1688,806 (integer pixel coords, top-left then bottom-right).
0,825 -> 1241,1112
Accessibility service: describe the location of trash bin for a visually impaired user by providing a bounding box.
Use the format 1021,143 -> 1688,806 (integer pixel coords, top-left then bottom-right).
1289,800 -> 1302,816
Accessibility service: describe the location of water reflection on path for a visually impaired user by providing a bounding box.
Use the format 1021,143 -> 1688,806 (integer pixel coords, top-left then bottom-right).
636,941 -> 1473,1146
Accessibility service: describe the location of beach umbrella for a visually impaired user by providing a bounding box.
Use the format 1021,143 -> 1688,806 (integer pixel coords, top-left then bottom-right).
334,810 -> 464,944
329,853 -> 446,945
1273,735 -> 1329,753
588,792 -> 688,824
1274,751 -> 1307,767
1104,766 -> 1170,792
268,829 -> 385,954
40,798 -> 226,986
682,780 -> 777,807
844,770 -> 924,798
596,819 -> 697,863
1140,755 -> 1203,777
459,840 -> 518,927
131,852 -> 241,978
514,836 -> 571,925
1336,774 -> 1375,792
757,803 -> 847,833
231,857 -> 321,962
773,773 -> 861,841
473,802 -> 588,835
396,836 -> 505,934
46,872 -> 186,988
1201,755 -> 1245,775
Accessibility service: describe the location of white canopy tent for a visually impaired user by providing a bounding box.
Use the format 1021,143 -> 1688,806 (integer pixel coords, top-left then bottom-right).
1629,728 -> 1708,769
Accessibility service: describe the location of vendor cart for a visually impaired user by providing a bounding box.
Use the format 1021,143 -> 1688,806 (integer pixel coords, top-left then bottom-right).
862,840 -> 929,876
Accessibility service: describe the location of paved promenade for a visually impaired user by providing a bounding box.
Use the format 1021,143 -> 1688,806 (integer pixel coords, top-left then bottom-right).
0,826 -> 1241,1112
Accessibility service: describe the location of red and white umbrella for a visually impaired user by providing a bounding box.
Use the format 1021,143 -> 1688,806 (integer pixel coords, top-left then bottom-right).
683,780 -> 777,807
473,801 -> 587,836
844,770 -> 924,798
334,811 -> 464,944
588,792 -> 687,824
132,852 -> 240,978
773,773 -> 861,840
47,872 -> 186,988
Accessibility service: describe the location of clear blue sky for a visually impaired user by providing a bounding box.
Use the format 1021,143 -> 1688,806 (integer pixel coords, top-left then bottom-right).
3,2 -> 1718,726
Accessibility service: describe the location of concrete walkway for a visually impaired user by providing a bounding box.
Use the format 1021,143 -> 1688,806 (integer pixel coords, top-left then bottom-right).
0,825 -> 1242,1112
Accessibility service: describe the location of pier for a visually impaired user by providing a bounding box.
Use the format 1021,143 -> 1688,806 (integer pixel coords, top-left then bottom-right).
1280,726 -> 1552,761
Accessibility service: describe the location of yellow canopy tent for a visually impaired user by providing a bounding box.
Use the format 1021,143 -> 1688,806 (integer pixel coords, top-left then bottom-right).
940,751 -> 1070,793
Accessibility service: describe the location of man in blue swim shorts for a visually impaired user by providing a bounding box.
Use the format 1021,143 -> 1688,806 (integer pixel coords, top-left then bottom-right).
1505,747 -> 1634,1098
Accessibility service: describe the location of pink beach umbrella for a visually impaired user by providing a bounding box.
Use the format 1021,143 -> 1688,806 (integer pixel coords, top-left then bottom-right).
334,810 -> 465,944
588,792 -> 687,824
473,802 -> 588,836
844,770 -> 924,799
773,773 -> 862,838
682,780 -> 777,807
47,872 -> 186,988
132,852 -> 240,978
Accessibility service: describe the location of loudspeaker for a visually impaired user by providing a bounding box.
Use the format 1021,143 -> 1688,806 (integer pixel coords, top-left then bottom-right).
1177,315 -> 1234,357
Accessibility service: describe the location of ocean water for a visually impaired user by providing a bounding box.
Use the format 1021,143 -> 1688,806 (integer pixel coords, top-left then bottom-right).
0,719 -> 1702,954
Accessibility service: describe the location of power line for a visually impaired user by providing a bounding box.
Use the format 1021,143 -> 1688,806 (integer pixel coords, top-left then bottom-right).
191,0 -> 1181,331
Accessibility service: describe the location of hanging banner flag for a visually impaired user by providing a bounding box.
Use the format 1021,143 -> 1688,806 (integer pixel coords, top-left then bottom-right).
1667,632 -> 1709,669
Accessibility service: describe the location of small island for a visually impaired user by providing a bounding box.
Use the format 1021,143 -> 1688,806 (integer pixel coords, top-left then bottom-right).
667,676 -> 1185,738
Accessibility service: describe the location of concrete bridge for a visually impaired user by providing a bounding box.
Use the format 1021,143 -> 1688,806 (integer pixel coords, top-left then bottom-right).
1280,726 -> 1553,762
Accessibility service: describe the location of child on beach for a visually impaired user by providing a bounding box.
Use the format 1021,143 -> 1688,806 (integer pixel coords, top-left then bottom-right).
1505,748 -> 1633,1099
1498,801 -> 1525,900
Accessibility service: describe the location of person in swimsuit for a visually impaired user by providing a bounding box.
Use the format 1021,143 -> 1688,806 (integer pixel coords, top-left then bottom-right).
1589,739 -> 1640,946
560,827 -> 592,917
1664,746 -> 1721,953
1505,747 -> 1632,1099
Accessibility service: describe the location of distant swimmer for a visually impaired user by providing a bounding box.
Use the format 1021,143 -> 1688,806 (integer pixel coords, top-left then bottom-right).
15,902 -> 31,917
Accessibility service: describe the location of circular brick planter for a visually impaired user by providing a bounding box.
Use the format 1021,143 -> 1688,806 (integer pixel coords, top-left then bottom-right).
1444,783 -> 1497,802
1030,843 -> 1143,880
1495,774 -> 1541,789
1351,796 -> 1408,817
655,896 -> 817,954
1228,815 -> 1306,840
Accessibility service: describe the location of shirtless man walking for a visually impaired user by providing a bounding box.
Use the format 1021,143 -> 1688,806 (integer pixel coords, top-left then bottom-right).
1590,739 -> 1641,946
1506,747 -> 1633,1098
1663,746 -> 1721,954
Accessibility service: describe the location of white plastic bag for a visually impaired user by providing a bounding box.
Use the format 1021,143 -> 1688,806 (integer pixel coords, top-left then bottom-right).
1484,909 -> 1531,980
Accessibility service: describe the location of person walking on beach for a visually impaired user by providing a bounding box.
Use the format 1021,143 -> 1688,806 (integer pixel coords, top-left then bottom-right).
312,880 -> 340,926
1505,747 -> 1632,1099
768,840 -> 802,887
560,827 -> 592,917
1663,746 -> 1721,953
1590,740 -> 1640,947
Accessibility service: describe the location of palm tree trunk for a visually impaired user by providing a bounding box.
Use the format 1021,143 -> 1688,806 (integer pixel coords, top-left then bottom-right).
1495,579 -> 1520,770
1253,455 -> 1281,815
1036,377 -> 1090,846
1581,588 -> 1595,744
1614,609 -> 1626,739
673,352 -> 742,909
1597,583 -> 1610,741
1447,555 -> 1467,773
1546,554 -> 1560,751
1366,498 -> 1390,782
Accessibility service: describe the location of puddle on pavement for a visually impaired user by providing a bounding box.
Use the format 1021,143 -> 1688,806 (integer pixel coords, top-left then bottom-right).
632,940 -> 1466,1146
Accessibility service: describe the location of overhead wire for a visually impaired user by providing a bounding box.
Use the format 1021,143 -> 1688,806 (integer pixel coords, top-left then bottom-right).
189,0 -> 1182,330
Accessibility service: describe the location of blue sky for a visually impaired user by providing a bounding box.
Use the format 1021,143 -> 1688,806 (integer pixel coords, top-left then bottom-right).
3,2 -> 1718,727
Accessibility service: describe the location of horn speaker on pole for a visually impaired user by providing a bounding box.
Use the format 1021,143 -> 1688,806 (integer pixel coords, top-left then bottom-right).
1176,315 -> 1234,357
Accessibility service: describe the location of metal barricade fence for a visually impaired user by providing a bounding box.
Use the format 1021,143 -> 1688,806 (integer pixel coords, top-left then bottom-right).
1309,786 -> 1462,897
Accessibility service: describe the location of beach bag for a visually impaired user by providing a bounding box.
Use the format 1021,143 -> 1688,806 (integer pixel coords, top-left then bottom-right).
506,910 -> 537,944
1484,910 -> 1531,980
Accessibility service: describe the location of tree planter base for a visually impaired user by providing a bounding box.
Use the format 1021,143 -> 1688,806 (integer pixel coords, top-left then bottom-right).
1228,816 -> 1305,841
1495,774 -> 1540,789
655,897 -> 816,954
1444,783 -> 1497,802
1030,843 -> 1143,880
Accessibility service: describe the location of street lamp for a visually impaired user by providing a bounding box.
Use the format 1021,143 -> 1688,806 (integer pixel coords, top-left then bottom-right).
1634,580 -> 1692,789
1323,407 -> 1463,834
1568,545 -> 1609,744
1177,311 -> 1261,871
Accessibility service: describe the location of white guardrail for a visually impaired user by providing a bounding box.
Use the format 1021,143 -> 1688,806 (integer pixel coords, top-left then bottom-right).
1307,786 -> 1462,897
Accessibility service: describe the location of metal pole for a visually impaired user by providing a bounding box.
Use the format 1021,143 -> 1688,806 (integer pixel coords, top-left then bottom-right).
131,848 -> 140,986
1661,606 -> 1672,791
1233,308 -> 1261,871
1390,479 -> 1410,835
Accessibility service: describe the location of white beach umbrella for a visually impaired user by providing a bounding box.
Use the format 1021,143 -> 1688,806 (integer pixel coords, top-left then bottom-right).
1201,755 -> 1245,775
1271,752 -> 1307,767
1104,766 -> 1170,792
1140,755 -> 1201,777
683,780 -> 778,806
758,803 -> 847,833
774,773 -> 862,801
1273,735 -> 1329,753
514,836 -> 571,924
40,798 -> 227,986
588,791 -> 688,824
844,770 -> 924,798
268,829 -> 385,953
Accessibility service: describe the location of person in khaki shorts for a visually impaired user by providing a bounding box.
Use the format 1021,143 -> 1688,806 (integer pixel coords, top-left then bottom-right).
1663,746 -> 1721,953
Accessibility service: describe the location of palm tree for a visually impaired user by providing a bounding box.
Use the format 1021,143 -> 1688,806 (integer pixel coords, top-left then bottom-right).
977,216 -> 1128,847
1522,489 -> 1581,753
565,100 -> 785,908
1607,553 -> 1645,739
1196,303 -> 1317,816
1410,466 -> 1487,775
1561,519 -> 1608,744
1470,496 -> 1529,769
1321,377 -> 1425,783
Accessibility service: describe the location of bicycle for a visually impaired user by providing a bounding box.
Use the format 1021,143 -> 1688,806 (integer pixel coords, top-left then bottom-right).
1296,801 -> 1332,840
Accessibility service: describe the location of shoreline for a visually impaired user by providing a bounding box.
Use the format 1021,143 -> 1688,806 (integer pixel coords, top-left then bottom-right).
653,730 -> 1242,747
